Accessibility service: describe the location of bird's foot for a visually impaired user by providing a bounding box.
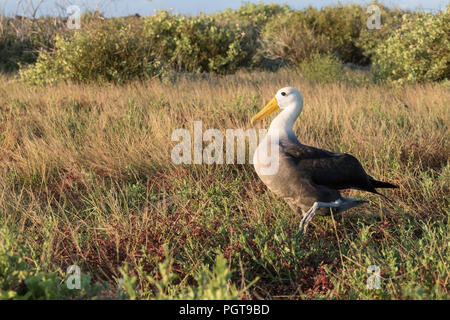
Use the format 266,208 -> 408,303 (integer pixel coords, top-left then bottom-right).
299,198 -> 367,234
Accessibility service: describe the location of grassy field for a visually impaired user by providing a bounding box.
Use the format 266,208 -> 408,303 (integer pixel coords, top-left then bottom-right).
0,70 -> 449,299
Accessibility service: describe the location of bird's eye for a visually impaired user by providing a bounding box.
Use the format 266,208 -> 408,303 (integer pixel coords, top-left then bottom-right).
281,92 -> 286,96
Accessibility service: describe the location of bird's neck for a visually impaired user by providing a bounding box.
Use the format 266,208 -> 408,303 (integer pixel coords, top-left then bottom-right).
268,104 -> 301,141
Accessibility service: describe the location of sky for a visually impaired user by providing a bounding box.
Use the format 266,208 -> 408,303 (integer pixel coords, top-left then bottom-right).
0,0 -> 448,17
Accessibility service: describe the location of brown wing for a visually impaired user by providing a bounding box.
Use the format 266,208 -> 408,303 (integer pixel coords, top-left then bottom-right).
281,142 -> 378,193
281,141 -> 336,159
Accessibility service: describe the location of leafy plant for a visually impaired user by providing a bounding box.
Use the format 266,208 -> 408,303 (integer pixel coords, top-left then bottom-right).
0,227 -> 31,299
0,226 -> 109,300
299,53 -> 344,83
303,4 -> 366,64
372,8 -> 450,83
20,17 -> 162,84
260,11 -> 331,66
144,11 -> 251,74
356,4 -> 404,64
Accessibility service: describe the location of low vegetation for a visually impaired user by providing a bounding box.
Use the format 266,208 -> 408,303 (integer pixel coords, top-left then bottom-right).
372,10 -> 450,83
0,69 -> 448,299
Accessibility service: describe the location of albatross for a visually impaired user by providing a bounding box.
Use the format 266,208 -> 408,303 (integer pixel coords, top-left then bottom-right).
251,87 -> 397,232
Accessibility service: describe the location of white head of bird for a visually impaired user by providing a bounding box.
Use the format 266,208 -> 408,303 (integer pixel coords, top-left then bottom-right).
251,87 -> 303,140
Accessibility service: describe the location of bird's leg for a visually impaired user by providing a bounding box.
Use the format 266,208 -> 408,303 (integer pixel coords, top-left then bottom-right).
299,203 -> 319,233
336,197 -> 367,213
299,199 -> 344,233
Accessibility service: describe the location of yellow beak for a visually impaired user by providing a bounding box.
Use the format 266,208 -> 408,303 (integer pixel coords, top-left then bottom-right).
251,97 -> 280,126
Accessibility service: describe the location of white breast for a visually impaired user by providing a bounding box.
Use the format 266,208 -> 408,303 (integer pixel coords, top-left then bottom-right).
253,134 -> 281,179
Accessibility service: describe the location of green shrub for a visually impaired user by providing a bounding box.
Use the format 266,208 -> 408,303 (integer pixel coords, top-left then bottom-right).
260,11 -> 331,66
303,4 -> 366,64
0,33 -> 36,73
372,8 -> 450,83
144,11 -> 251,74
260,3 -> 390,66
20,17 -> 162,85
356,4 -> 404,64
299,53 -> 344,83
0,15 -> 67,73
13,4 -> 450,83
215,3 -> 290,28
214,3 -> 293,69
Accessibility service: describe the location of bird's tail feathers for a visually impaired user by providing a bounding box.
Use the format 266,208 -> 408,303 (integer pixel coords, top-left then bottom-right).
370,178 -> 398,189
371,189 -> 395,203
366,178 -> 398,203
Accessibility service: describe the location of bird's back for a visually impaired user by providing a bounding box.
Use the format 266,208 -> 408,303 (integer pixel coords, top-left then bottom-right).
254,136 -> 341,212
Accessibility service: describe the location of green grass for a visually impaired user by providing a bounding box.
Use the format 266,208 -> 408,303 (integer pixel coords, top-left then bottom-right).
0,70 -> 448,299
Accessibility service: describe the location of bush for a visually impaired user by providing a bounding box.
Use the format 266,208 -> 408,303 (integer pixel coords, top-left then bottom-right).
20,11 -> 255,83
0,15 -> 66,73
0,32 -> 36,73
20,17 -> 162,85
144,11 -> 251,74
303,4 -> 366,64
13,4 -> 450,84
213,3 -> 291,70
215,2 -> 290,28
356,4 -> 404,64
260,3 -> 388,66
299,53 -> 344,83
372,8 -> 450,82
260,11 -> 331,67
